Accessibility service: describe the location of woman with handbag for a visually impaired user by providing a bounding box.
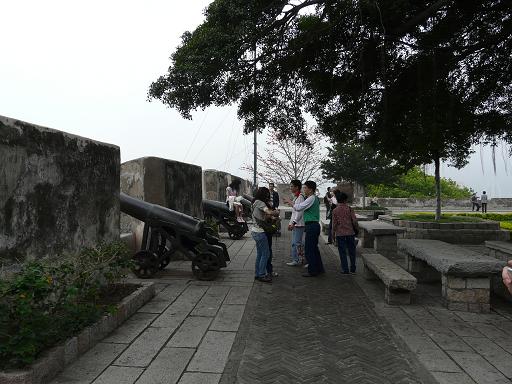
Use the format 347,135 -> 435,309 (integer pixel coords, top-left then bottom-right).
331,191 -> 359,274
251,187 -> 280,283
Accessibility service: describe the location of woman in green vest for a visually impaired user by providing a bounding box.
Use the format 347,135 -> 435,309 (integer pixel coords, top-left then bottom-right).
286,180 -> 325,277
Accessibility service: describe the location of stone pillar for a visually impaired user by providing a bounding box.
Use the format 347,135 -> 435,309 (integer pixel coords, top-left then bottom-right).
442,275 -> 491,313
385,287 -> 412,305
373,235 -> 398,259
405,255 -> 440,283
360,228 -> 375,248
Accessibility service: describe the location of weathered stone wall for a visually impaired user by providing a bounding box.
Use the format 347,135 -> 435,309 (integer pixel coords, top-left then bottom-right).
0,116 -> 120,268
366,197 -> 512,210
120,157 -> 203,247
202,169 -> 253,201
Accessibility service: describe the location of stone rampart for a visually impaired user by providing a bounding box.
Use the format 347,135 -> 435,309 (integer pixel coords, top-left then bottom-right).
120,157 -> 203,239
202,169 -> 253,202
367,197 -> 512,210
0,116 -> 120,268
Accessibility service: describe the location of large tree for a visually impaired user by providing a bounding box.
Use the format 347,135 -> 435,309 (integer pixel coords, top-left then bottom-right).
321,141 -> 402,207
149,0 -> 512,219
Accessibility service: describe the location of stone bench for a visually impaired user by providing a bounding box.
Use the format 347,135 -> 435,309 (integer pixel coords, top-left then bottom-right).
485,240 -> 512,261
362,253 -> 417,305
358,220 -> 406,260
398,239 -> 506,313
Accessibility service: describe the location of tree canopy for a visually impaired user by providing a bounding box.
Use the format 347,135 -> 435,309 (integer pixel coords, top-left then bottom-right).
366,167 -> 473,199
321,141 -> 401,189
149,0 -> 512,160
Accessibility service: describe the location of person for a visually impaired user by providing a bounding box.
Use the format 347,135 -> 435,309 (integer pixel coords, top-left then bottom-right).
264,193 -> 280,278
331,191 -> 359,274
324,187 -> 332,219
284,180 -> 324,277
251,187 -> 280,283
226,179 -> 245,222
470,193 -> 479,211
269,182 -> 281,236
502,261 -> 512,295
481,191 -> 488,213
326,188 -> 338,245
286,179 -> 305,266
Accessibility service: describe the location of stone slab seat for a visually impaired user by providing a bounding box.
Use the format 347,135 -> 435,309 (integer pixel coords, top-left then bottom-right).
485,240 -> 512,260
358,220 -> 406,259
362,253 -> 417,305
398,239 -> 506,313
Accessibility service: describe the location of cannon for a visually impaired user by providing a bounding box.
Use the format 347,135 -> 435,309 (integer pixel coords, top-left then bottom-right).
120,193 -> 229,280
202,198 -> 252,240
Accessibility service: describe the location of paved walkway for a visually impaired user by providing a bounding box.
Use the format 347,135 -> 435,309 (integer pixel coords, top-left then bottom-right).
50,229 -> 512,384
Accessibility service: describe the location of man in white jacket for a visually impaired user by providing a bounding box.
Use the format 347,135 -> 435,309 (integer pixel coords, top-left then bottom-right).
286,179 -> 305,266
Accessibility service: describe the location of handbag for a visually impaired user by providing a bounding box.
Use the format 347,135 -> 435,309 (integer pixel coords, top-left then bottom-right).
256,217 -> 280,234
349,207 -> 359,236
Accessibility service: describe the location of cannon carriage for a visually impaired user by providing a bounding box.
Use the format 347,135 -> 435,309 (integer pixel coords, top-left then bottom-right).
202,198 -> 252,240
120,193 -> 229,280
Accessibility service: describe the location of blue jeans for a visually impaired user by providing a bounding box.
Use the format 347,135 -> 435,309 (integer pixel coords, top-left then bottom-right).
266,232 -> 273,274
336,235 -> 356,273
291,226 -> 305,263
252,231 -> 270,277
305,222 -> 324,275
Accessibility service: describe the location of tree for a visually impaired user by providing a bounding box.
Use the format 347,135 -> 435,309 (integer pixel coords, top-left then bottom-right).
149,1 -> 512,219
366,167 -> 473,199
243,128 -> 325,185
321,141 -> 402,207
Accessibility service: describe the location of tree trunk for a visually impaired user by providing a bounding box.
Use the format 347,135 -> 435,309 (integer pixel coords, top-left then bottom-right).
362,185 -> 366,208
434,157 -> 441,221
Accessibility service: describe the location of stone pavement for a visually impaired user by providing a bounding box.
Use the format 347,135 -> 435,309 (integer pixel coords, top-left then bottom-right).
322,239 -> 512,384
49,229 -> 512,384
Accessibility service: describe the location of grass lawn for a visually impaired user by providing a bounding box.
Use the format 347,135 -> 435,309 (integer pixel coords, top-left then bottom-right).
396,212 -> 512,230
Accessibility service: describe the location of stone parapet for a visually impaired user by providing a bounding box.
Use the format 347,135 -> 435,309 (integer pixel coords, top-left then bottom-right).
0,115 -> 120,268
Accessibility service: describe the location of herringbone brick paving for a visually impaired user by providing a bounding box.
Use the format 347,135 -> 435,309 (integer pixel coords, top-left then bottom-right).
221,231 -> 430,384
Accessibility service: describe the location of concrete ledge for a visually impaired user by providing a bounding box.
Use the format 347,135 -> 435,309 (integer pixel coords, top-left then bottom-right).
359,221 -> 406,235
485,240 -> 512,257
0,282 -> 155,384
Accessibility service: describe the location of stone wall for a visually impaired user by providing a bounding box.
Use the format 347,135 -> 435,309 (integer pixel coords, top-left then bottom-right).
366,197 -> 512,210
0,116 -> 120,268
120,157 -> 203,238
202,169 -> 253,201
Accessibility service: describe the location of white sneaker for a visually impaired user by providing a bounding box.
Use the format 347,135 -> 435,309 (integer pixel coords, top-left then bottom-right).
303,264 -> 309,269
286,261 -> 299,266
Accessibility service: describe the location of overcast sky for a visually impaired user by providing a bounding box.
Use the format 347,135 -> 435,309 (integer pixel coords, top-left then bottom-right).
1,1 -> 511,196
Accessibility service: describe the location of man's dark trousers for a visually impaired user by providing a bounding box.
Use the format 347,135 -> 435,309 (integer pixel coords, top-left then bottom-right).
305,222 -> 324,275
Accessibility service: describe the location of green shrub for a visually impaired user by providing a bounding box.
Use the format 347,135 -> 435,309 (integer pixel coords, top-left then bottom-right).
0,242 -> 132,369
396,213 -> 483,222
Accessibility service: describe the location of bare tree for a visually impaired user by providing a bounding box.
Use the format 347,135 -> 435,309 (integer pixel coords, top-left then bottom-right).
243,128 -> 325,185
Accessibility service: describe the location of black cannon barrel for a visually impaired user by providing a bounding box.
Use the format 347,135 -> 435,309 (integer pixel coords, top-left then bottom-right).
202,199 -> 230,213
120,193 -> 205,236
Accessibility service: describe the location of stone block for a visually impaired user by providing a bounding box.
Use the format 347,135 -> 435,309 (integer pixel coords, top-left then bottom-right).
0,370 -> 33,384
31,346 -> 65,384
210,304 -> 245,332
92,366 -> 144,384
187,331 -> 236,373
77,327 -> 91,355
385,287 -> 411,305
135,348 -> 194,384
0,115 -> 120,267
63,337 -> 78,365
444,275 -> 466,289
167,316 -> 212,348
466,277 -> 490,289
363,264 -> 378,280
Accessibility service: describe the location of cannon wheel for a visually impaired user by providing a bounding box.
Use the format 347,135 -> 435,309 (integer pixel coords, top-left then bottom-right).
132,250 -> 160,278
228,223 -> 246,240
191,252 -> 221,281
